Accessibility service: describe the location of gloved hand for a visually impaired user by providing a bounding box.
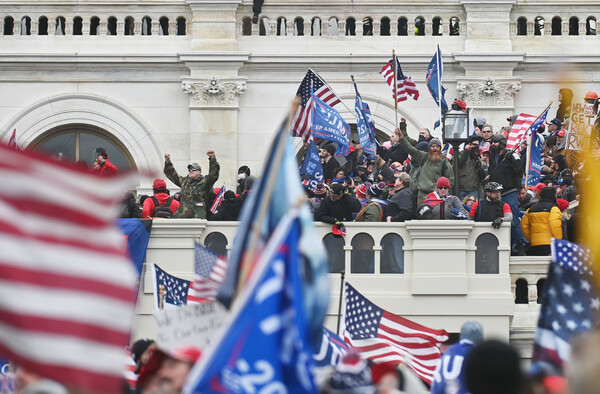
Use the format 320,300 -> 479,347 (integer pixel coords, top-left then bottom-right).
335,221 -> 344,228
492,217 -> 504,229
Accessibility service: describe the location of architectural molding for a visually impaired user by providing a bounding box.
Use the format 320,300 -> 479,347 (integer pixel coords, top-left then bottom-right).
456,77 -> 521,107
182,77 -> 247,106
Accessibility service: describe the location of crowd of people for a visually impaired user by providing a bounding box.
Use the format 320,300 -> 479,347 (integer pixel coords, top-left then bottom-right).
115,97 -> 581,258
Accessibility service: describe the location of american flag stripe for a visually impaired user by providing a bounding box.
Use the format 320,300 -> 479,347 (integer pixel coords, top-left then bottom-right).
0,143 -> 138,392
292,70 -> 341,142
506,113 -> 537,151
123,352 -> 138,389
380,60 -> 419,103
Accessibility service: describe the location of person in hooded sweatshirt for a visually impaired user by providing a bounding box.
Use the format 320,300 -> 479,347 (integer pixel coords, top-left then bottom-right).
94,147 -> 118,176
142,178 -> 180,218
521,186 -> 562,256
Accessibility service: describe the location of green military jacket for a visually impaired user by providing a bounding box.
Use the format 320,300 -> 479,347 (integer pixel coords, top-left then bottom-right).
164,157 -> 220,218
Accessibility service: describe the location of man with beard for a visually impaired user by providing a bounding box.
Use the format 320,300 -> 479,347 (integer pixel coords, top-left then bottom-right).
457,135 -> 486,199
321,144 -> 340,185
385,172 -> 414,222
488,133 -> 526,255
397,130 -> 454,207
469,182 -> 512,229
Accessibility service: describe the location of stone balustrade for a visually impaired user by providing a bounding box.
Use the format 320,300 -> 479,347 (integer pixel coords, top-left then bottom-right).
133,219 -> 538,351
512,14 -> 598,36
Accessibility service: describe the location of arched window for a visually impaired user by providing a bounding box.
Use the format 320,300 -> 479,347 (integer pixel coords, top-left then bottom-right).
176,17 -> 186,35
397,17 -> 408,36
475,233 -> 499,274
327,17 -> 338,36
551,16 -> 562,35
20,16 -> 31,35
259,17 -> 269,36
450,17 -> 460,36
323,233 -> 345,273
30,126 -> 135,171
351,233 -> 374,273
415,16 -> 425,36
107,16 -> 117,35
432,17 -> 442,36
311,17 -> 321,36
277,16 -> 287,36
142,16 -> 152,35
569,16 -> 579,35
73,16 -> 83,35
90,16 -> 100,36
380,17 -> 390,36
3,16 -> 14,35
345,17 -> 356,36
363,17 -> 373,36
55,16 -> 66,35
380,234 -> 404,273
515,278 -> 529,304
38,16 -> 48,36
587,16 -> 597,35
517,17 -> 527,35
124,17 -> 134,36
159,16 -> 169,35
294,17 -> 304,36
204,232 -> 228,258
537,278 -> 546,304
242,16 -> 252,36
534,16 -> 545,35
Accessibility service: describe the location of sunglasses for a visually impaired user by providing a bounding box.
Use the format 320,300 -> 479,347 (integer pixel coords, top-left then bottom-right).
188,168 -> 199,172
482,130 -> 493,133
438,186 -> 449,190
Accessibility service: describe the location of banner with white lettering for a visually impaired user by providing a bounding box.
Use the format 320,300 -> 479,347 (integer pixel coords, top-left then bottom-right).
567,102 -> 597,150
310,93 -> 351,156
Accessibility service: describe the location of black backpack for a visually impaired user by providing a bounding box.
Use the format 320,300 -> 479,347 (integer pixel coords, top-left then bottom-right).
150,196 -> 174,218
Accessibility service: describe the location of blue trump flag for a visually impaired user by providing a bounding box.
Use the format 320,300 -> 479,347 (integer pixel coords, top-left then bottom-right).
526,132 -> 544,187
313,327 -> 349,367
300,140 -> 324,190
311,93 -> 351,156
184,212 -> 319,393
426,45 -> 447,128
354,82 -> 377,157
117,218 -> 152,276
217,118 -> 330,344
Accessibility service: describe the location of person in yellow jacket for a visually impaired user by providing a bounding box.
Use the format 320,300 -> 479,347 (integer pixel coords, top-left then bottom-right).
521,187 -> 562,256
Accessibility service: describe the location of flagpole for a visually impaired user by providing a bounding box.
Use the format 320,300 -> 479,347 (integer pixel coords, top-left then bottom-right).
311,68 -> 356,118
336,270 -> 345,334
436,43 -> 442,130
392,49 -> 399,128
525,132 -> 533,188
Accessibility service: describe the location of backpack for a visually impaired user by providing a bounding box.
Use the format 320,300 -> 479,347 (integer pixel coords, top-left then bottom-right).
151,196 -> 175,218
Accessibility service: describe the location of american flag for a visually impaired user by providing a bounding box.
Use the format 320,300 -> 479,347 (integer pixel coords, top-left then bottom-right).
7,129 -> 17,149
380,58 -> 419,103
0,143 -> 138,392
343,283 -> 449,385
210,185 -> 226,214
531,239 -> 599,372
442,142 -> 454,161
506,109 -> 549,152
292,69 -> 341,142
123,350 -> 138,389
187,243 -> 228,303
152,263 -> 191,309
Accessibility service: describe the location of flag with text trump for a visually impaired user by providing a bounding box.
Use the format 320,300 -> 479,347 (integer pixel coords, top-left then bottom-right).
531,239 -> 599,373
311,93 -> 351,156
354,82 -> 377,157
343,283 -> 449,385
292,69 -> 341,142
0,143 -> 138,393
184,212 -> 319,393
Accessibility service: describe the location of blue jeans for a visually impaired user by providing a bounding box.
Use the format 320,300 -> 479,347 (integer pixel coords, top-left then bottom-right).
501,191 -> 525,245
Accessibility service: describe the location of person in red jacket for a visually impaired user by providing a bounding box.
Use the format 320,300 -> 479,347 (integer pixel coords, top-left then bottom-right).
142,179 -> 180,218
94,147 -> 118,176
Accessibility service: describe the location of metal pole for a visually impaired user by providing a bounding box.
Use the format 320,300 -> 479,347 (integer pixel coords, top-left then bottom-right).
336,270 -> 346,335
453,142 -> 460,197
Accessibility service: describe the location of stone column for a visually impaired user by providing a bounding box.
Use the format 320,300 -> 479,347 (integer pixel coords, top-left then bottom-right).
459,0 -> 517,52
182,1 -> 248,188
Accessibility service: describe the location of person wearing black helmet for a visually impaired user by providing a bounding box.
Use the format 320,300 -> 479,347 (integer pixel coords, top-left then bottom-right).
488,133 -> 526,255
469,182 -> 512,229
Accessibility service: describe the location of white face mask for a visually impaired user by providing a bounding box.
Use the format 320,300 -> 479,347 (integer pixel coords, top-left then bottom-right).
238,173 -> 247,181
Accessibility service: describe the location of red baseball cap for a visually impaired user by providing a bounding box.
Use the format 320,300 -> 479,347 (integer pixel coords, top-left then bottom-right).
137,346 -> 201,388
332,223 -> 347,236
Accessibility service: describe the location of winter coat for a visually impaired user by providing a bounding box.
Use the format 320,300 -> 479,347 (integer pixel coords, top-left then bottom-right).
521,199 -> 562,246
424,192 -> 467,220
96,154 -> 118,176
210,198 -> 242,221
384,187 -> 414,222
399,137 -> 454,194
163,157 -> 220,219
355,199 -> 387,222
322,157 -> 341,184
119,192 -> 141,218
142,192 -> 180,218
488,150 -> 523,194
316,194 -> 361,224
457,150 -> 485,192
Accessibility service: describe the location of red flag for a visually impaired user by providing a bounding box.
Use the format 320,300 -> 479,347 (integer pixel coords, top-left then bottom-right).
0,145 -> 138,392
343,283 -> 448,385
7,129 -> 17,150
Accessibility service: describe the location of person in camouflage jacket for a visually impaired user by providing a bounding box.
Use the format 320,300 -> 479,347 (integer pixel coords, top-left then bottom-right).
163,150 -> 220,218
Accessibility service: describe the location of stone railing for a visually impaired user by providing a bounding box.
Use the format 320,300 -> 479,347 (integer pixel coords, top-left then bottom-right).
511,14 -> 599,36
0,13 -> 191,36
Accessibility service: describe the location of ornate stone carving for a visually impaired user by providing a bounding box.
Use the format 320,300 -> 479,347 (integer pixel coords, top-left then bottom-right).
182,77 -> 246,105
456,78 -> 521,107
